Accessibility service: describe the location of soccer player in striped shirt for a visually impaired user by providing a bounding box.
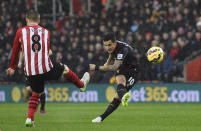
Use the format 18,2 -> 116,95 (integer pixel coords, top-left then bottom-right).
6,10 -> 90,127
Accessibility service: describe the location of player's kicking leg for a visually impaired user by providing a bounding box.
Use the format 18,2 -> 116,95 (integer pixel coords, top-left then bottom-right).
92,83 -> 130,123
62,65 -> 90,92
92,96 -> 121,123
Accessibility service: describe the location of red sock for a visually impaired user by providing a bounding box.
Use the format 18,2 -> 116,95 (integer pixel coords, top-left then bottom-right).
64,69 -> 84,88
27,93 -> 40,121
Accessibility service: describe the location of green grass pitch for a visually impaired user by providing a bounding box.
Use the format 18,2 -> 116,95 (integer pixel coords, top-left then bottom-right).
0,103 -> 201,131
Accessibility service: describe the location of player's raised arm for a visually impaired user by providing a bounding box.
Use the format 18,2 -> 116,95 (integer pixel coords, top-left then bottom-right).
90,59 -> 122,72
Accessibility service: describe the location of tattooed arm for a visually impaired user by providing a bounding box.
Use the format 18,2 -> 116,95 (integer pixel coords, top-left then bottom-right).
90,59 -> 122,72
99,59 -> 122,72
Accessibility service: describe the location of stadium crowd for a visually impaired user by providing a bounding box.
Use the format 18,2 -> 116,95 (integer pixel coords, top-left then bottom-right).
0,0 -> 201,83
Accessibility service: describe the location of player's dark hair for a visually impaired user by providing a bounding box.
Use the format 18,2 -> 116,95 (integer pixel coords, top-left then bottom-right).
26,9 -> 40,22
103,32 -> 116,42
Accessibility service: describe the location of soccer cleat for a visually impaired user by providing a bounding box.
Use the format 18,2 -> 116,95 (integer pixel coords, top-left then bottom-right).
121,92 -> 130,107
92,116 -> 102,123
80,72 -> 90,92
40,110 -> 46,114
25,118 -> 35,127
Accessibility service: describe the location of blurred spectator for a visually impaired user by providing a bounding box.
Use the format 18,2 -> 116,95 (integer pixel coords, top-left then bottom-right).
169,41 -> 179,60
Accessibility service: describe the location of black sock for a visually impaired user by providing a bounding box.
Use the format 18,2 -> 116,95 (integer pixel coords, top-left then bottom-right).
100,98 -> 120,121
40,93 -> 46,111
117,84 -> 127,99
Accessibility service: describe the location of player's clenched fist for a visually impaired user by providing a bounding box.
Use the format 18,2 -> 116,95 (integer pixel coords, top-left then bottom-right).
6,68 -> 15,76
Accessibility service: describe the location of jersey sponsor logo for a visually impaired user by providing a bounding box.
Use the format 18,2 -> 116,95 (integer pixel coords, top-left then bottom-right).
117,54 -> 123,60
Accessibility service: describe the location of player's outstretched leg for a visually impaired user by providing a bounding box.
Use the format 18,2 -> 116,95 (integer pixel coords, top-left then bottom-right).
40,92 -> 46,114
63,65 -> 90,92
92,98 -> 120,123
25,92 -> 40,127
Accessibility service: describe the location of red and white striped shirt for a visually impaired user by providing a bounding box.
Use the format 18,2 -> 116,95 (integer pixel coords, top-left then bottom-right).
10,25 -> 53,76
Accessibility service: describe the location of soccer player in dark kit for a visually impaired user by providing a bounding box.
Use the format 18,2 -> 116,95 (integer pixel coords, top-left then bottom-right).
89,32 -> 139,123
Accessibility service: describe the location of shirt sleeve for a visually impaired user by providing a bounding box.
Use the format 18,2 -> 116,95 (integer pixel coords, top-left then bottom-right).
115,47 -> 129,61
9,29 -> 22,70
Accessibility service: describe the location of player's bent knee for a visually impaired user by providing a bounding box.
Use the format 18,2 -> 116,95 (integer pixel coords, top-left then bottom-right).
116,78 -> 126,86
63,65 -> 69,75
116,75 -> 126,86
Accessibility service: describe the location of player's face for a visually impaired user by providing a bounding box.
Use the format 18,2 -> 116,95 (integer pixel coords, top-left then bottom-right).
103,40 -> 116,54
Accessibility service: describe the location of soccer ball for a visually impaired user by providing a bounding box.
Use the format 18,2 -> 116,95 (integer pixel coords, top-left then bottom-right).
147,46 -> 164,63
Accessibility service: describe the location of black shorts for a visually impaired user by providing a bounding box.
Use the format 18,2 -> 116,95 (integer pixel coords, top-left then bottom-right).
116,64 -> 139,91
26,62 -> 64,93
